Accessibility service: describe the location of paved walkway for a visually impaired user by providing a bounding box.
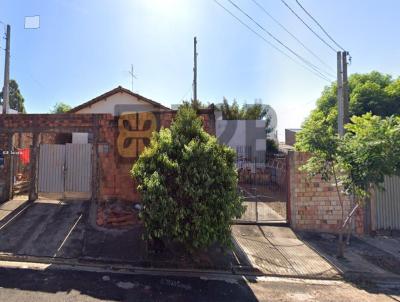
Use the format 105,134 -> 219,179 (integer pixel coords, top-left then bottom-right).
301,232 -> 400,280
232,225 -> 339,278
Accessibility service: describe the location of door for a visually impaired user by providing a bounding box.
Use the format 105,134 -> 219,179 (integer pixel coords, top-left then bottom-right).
65,144 -> 92,199
38,144 -> 65,194
38,144 -> 92,199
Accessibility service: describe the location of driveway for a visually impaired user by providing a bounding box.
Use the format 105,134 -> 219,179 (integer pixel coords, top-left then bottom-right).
0,199 -> 87,258
232,225 -> 339,278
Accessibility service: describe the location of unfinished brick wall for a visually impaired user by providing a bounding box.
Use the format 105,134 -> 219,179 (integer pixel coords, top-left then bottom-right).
289,151 -> 364,234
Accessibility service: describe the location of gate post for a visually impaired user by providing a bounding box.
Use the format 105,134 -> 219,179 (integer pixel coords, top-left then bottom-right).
28,132 -> 39,201
286,151 -> 293,226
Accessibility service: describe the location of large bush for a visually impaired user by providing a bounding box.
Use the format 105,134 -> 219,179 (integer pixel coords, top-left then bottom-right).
131,106 -> 244,250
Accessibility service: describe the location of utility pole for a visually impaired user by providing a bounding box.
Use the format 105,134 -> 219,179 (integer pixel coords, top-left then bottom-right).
2,24 -> 10,114
337,51 -> 344,136
337,51 -> 350,136
193,36 -> 197,102
342,51 -> 349,127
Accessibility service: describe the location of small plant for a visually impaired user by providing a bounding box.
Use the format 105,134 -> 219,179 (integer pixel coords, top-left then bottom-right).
131,105 -> 245,251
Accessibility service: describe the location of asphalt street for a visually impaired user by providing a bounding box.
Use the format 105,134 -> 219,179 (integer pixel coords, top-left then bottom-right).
0,266 -> 257,302
0,265 -> 398,302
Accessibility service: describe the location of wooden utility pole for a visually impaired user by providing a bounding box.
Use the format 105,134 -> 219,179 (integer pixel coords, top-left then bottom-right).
193,36 -> 198,102
337,51 -> 344,136
342,51 -> 349,126
337,51 -> 350,136
2,24 -> 10,114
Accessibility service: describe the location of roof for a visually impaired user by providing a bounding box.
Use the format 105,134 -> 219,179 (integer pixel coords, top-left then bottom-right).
69,86 -> 170,113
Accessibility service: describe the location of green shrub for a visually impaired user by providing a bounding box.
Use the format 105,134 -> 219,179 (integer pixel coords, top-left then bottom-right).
131,106 -> 244,251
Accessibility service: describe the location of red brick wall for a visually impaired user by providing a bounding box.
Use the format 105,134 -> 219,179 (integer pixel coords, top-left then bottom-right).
97,111 -> 215,203
289,151 -> 364,234
0,111 -> 216,210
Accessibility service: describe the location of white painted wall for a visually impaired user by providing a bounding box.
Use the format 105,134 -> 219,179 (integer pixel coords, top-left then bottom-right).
75,92 -> 156,116
72,133 -> 89,144
0,105 -> 18,114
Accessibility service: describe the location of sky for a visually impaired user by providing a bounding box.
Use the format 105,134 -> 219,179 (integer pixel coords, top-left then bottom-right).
1,0 -> 400,140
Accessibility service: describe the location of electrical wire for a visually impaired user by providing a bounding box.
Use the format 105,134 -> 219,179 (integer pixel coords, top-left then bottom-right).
213,0 -> 332,82
226,0 -> 335,78
250,0 -> 334,73
279,0 -> 337,52
295,0 -> 345,51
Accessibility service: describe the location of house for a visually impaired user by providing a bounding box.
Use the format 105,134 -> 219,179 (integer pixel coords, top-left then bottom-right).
285,128 -> 301,146
69,85 -> 170,116
68,86 -> 170,144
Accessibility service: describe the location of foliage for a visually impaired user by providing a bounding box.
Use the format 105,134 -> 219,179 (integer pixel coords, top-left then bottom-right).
266,139 -> 279,154
296,111 -> 400,257
217,98 -> 267,120
297,71 -> 400,147
50,102 -> 72,113
181,98 -> 207,111
0,79 -> 26,113
131,105 -> 245,251
339,113 -> 400,199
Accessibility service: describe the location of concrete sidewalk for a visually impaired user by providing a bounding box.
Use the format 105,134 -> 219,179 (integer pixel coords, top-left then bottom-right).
300,232 -> 400,284
232,225 -> 340,279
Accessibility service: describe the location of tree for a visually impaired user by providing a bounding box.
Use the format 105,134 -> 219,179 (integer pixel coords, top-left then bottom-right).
296,113 -> 400,258
217,98 -> 267,120
50,102 -> 72,113
0,79 -> 26,113
131,105 -> 245,251
297,71 -> 400,146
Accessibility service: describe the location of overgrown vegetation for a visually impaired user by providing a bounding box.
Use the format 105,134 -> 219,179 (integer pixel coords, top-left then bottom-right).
217,98 -> 267,120
131,105 -> 245,252
297,71 -> 400,143
50,102 -> 72,113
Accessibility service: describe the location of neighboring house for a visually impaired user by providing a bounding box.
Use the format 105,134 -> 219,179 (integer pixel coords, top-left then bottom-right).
285,128 -> 301,146
0,105 -> 18,114
69,85 -> 170,116
68,86 -> 170,144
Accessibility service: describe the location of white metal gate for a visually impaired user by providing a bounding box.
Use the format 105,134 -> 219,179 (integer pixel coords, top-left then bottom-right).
38,144 -> 92,199
376,175 -> 400,230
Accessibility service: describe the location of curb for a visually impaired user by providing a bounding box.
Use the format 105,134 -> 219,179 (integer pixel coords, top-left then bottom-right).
0,252 -> 347,282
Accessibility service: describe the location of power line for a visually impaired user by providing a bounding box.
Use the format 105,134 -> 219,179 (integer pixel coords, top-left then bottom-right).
226,0 -> 335,78
213,0 -> 332,82
295,0 -> 345,51
279,0 -> 336,52
250,0 -> 334,73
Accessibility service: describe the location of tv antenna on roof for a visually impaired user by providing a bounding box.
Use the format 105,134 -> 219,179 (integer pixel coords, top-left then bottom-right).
128,64 -> 138,92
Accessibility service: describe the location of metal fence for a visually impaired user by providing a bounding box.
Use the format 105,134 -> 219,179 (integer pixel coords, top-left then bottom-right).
235,146 -> 288,223
376,175 -> 400,230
